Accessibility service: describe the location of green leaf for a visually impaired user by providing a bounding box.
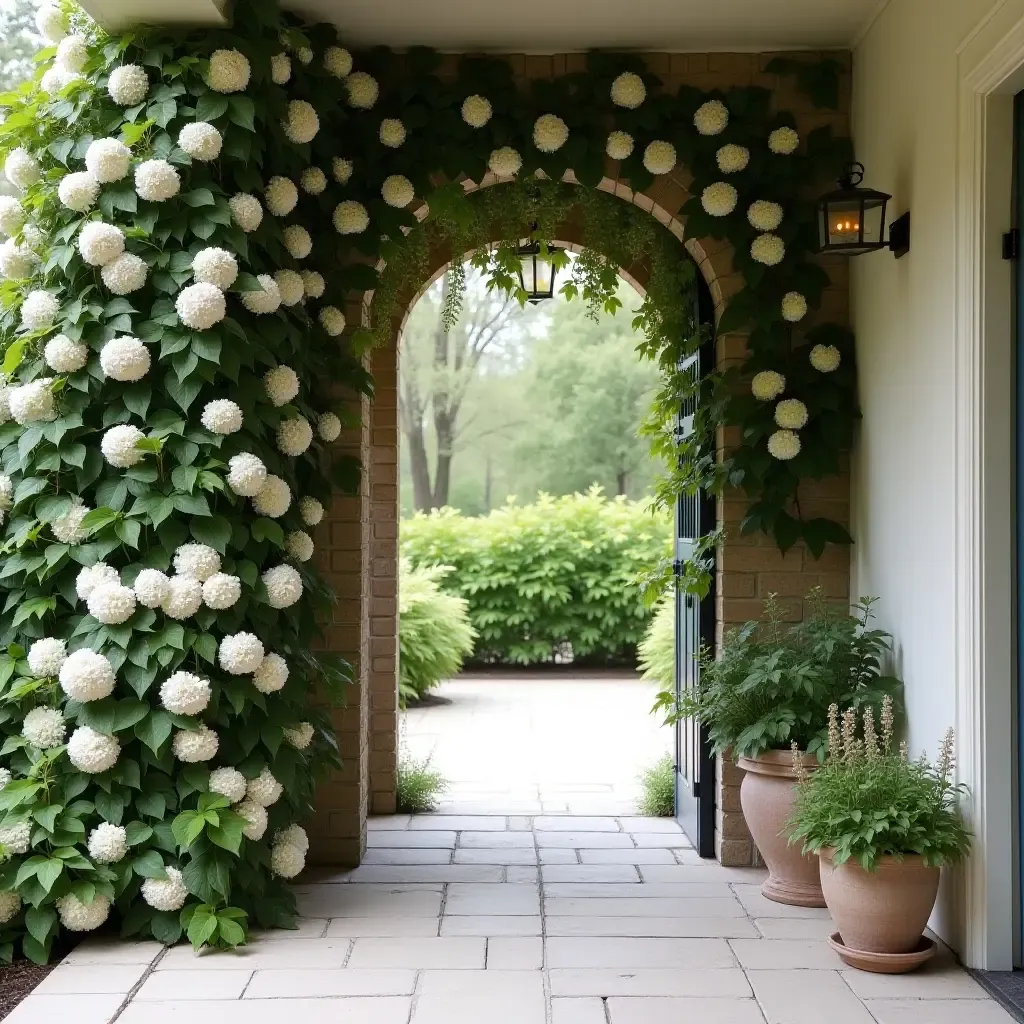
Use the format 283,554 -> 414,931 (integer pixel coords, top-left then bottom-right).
114,699 -> 150,732
36,858 -> 64,895
2,339 -> 27,376
78,507 -> 120,535
135,711 -> 172,754
207,812 -> 243,855
194,93 -> 229,121
227,95 -> 255,131
190,515 -> 231,553
24,906 -> 57,947
187,909 -> 218,947
251,518 -> 284,546
182,188 -> 216,208
124,820 -> 154,847
132,849 -> 167,879
151,911 -> 184,945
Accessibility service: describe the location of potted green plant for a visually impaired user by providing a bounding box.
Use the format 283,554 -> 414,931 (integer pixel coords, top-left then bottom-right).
656,590 -> 902,906
789,699 -> 971,972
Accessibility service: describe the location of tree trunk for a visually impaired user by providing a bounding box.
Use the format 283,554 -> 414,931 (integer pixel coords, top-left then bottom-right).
616,469 -> 628,496
484,454 -> 492,512
432,412 -> 453,508
407,421 -> 434,512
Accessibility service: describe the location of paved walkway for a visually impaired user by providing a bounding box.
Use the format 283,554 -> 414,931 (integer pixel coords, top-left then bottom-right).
403,673 -> 672,814
14,814 -> 1011,1024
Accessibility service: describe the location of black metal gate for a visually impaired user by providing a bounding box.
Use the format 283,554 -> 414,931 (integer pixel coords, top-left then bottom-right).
674,280 -> 717,858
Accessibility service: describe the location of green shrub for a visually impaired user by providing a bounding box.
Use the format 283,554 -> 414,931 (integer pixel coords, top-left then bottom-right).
401,489 -> 670,665
638,753 -> 675,816
396,752 -> 448,813
638,598 -> 674,687
399,560 -> 476,703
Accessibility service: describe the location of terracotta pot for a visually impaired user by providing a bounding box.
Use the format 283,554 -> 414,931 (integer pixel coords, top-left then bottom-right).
819,848 -> 940,954
738,750 -> 825,907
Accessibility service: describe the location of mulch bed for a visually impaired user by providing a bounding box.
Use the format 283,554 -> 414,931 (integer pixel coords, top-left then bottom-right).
0,959 -> 55,1020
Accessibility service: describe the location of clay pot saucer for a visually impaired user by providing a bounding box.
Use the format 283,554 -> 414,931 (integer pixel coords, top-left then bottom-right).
828,932 -> 936,974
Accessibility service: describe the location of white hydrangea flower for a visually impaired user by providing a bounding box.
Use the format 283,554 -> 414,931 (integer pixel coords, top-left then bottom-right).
236,798 -> 268,840
192,247 -> 238,290
768,126 -> 800,155
173,542 -> 221,581
264,365 -> 299,407
58,171 -> 99,212
271,52 -> 291,84
60,649 -> 115,703
610,71 -> 645,108
694,99 -> 729,135
701,182 -> 738,217
318,411 -> 341,442
0,197 -> 24,236
41,66 -> 79,96
488,146 -> 522,177
319,306 -> 346,336
747,200 -> 784,232
643,140 -> 676,176
88,823 -> 127,864
285,530 -> 314,562
271,841 -> 305,878
20,223 -> 43,251
767,429 -> 801,461
299,272 -> 324,301
278,416 -> 313,456
333,200 -> 369,235
229,192 -> 263,232
276,823 -> 309,854
67,726 -> 119,773
76,563 -> 120,600
172,724 -> 218,763
101,252 -> 148,295
300,496 -> 324,526
252,475 -> 291,518
160,671 -> 212,715
775,398 -> 809,430
177,282 -> 226,329
0,891 -> 20,925
461,94 -> 492,128
206,49 -> 250,93
265,176 -> 298,217
23,707 -> 66,749
751,370 -> 786,402
178,122 -> 222,162
78,222 -> 125,268
133,568 -> 170,608
44,335 -> 87,374
324,46 -> 353,77
345,71 -> 379,109
227,453 -> 267,497
87,583 -> 137,624
606,131 -> 634,161
381,175 -> 414,209
100,336 -> 150,382
0,238 -> 35,279
0,473 -> 10,524
378,118 -> 406,148
209,767 -> 247,803
716,144 -> 749,174
246,767 -> 283,807
20,291 -> 58,331
751,233 -> 785,266
0,822 -> 30,854
100,424 -> 145,468
141,866 -> 188,911
57,892 -> 110,931
332,158 -> 353,185
161,575 -> 203,620
282,225 -> 312,259
202,572 -> 241,609
53,499 -> 91,548
134,159 -> 180,202
4,149 -> 40,190
85,138 -> 131,184
533,113 -> 568,153
782,292 -> 808,323
263,564 -> 302,609
300,167 -> 327,195
219,632 -> 265,674
284,722 -> 314,750
809,344 -> 841,373
241,274 -> 281,315
295,45 -> 313,65
10,377 -> 56,424
108,64 -> 148,106
275,269 -> 304,307
55,34 -> 88,73
284,100 -> 319,144
36,3 -> 67,43
27,638 -> 66,678
253,652 -> 288,694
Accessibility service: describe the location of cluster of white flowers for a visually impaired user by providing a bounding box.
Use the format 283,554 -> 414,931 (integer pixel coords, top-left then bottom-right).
87,581 -> 138,624
382,175 -> 415,209
461,94 -> 492,128
345,71 -> 379,109
237,799 -> 268,840
219,632 -> 265,675
246,767 -> 283,807
716,144 -> 749,174
67,726 -> 120,773
206,49 -> 250,93
23,706 -> 66,749
693,99 -> 729,135
284,100 -> 320,144
173,542 -> 221,581
533,114 -> 569,153
253,652 -> 288,694
0,892 -> 20,925
488,146 -> 521,178
162,576 -> 202,619
241,274 -> 282,314
318,411 -> 342,442
88,823 -> 128,864
4,149 -> 41,190
751,370 -> 786,402
102,252 -> 148,294
54,34 -> 88,74
0,238 -> 35,279
285,530 -> 314,562
332,157 -> 354,185
701,182 -> 738,217
57,892 -> 111,931
52,501 -> 90,544
271,825 -> 309,878
774,397 -> 809,430
27,638 -> 66,678
271,52 -> 291,85
58,171 -> 99,212
283,224 -> 312,259
100,423 -> 145,468
379,118 -> 406,148
41,66 -> 80,95
0,474 -> 11,526
36,3 -> 67,43
333,200 -> 369,235
203,572 -> 241,609
266,176 -> 298,217
44,334 -> 87,374
0,823 -> 30,854
610,71 -> 645,108
60,648 -> 116,702
76,562 -> 119,600
278,416 -> 313,456
133,568 -> 170,608
319,306 -> 346,337
100,336 -> 150,382
276,269 -> 304,306
324,46 -> 353,77
141,866 -> 188,911
768,126 -> 800,155
284,722 -> 314,750
20,291 -> 59,331
10,377 -> 56,424
253,475 -> 291,518
751,233 -> 785,266
135,159 -> 180,202
767,429 -> 801,461
300,496 -> 324,526
606,131 -> 633,161
86,138 -> 131,183
301,167 -> 327,195
201,398 -> 243,434
230,192 -> 264,232
209,766 -> 247,803
192,247 -> 238,290
643,140 -> 677,176
179,122 -> 222,162
747,200 -> 783,232
265,365 -> 299,407
78,222 -> 125,267
227,453 -> 267,497
173,724 -> 219,763
809,344 -> 841,373
0,197 -> 25,236
160,671 -> 212,715
781,291 -> 808,323
263,564 -> 303,609
108,64 -> 149,106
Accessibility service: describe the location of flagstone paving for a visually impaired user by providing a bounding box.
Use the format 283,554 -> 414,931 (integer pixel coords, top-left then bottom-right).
10,815 -> 1013,1024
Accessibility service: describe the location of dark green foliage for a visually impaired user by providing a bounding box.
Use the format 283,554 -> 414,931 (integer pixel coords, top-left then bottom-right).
638,753 -> 675,817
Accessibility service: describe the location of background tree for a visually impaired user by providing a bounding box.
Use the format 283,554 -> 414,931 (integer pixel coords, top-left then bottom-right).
0,0 -> 40,94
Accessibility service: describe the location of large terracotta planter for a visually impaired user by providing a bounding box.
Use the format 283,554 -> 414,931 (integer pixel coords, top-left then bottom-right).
819,847 -> 940,954
737,750 -> 825,907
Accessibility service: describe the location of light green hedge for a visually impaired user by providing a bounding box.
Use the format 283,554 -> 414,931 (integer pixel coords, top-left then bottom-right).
401,490 -> 671,665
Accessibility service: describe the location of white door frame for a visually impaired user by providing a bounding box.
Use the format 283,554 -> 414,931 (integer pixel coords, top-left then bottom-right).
954,0 -> 1024,971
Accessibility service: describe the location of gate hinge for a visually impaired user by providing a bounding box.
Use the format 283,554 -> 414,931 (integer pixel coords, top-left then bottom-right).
672,559 -> 685,577
1003,229 -> 1019,260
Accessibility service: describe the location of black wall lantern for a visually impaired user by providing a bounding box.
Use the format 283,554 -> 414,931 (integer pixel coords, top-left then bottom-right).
516,225 -> 561,303
817,163 -> 910,259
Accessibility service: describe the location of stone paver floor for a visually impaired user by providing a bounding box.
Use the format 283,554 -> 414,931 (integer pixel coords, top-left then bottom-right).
12,814 -> 1012,1024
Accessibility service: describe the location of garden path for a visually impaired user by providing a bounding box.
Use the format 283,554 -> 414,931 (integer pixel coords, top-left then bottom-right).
12,814 -> 1011,1024
402,672 -> 672,815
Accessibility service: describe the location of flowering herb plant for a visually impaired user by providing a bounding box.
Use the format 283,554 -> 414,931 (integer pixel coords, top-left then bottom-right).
789,701 -> 972,871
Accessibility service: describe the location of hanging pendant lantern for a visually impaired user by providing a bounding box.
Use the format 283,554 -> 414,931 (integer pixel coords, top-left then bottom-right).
515,224 -> 561,303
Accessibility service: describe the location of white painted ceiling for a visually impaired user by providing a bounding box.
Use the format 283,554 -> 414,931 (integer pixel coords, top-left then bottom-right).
284,0 -> 880,52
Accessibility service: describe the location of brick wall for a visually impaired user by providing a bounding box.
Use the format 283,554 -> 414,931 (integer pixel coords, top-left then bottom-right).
309,50 -> 852,868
